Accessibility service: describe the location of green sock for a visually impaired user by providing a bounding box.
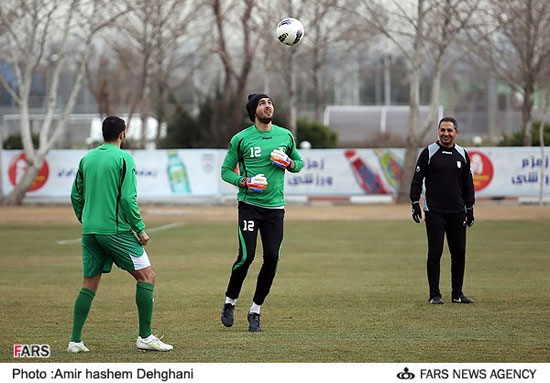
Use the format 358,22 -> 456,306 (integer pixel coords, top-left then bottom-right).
136,282 -> 154,338
70,288 -> 95,342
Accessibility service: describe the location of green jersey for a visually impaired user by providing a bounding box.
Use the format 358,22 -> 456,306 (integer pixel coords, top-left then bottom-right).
71,144 -> 145,235
221,124 -> 303,207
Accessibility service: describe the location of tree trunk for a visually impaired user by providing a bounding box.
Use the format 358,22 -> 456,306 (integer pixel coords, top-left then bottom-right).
155,80 -> 166,146
314,53 -> 324,122
211,81 -> 235,147
396,0 -> 424,204
396,62 -> 421,203
19,93 -> 35,161
384,55 -> 391,106
420,59 -> 443,141
522,86 -> 534,146
140,111 -> 149,149
312,19 -> 324,122
4,154 -> 45,205
487,74 -> 497,141
140,74 -> 152,148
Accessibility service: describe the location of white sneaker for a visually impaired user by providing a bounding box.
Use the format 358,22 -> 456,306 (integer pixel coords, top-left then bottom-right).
136,335 -> 173,351
67,341 -> 89,353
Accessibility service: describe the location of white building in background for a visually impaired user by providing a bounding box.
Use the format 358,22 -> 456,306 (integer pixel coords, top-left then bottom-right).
2,113 -> 167,149
87,115 -> 167,149
323,105 -> 444,147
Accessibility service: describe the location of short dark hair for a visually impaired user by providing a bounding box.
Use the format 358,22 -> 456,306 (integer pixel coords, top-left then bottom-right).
102,116 -> 126,141
438,116 -> 457,130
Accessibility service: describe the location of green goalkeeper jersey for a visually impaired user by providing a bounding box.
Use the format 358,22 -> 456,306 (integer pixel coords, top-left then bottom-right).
221,124 -> 303,207
71,143 -> 145,235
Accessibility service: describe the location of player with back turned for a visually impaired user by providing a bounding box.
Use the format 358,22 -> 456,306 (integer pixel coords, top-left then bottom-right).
410,117 -> 476,305
68,116 -> 172,352
220,93 -> 303,332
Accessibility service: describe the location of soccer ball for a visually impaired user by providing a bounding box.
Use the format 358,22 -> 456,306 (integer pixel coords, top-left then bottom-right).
276,18 -> 304,46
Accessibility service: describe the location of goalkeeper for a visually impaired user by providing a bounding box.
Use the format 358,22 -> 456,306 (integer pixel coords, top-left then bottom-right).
220,93 -> 303,332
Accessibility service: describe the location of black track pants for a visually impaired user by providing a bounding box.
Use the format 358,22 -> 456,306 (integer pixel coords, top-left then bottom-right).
225,202 -> 284,305
425,211 -> 467,299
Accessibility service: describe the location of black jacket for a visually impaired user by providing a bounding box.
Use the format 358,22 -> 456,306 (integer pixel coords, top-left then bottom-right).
410,142 -> 475,214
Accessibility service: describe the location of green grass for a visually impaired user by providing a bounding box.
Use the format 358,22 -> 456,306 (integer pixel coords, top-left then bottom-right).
1,219 -> 549,362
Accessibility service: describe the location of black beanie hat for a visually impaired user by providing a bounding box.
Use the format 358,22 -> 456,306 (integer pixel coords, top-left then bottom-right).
246,93 -> 272,122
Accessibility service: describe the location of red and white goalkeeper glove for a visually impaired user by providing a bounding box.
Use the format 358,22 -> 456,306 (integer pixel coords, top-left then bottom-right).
245,174 -> 267,193
270,148 -> 292,168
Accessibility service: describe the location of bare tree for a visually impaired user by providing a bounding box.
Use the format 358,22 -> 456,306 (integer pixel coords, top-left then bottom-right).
85,51 -> 114,117
109,0 -> 201,148
348,0 -> 484,202
254,0 -> 307,135
306,0 -> 356,122
209,0 -> 259,146
255,0 -> 362,134
108,0 -> 154,148
0,0 -> 129,205
85,43 -> 152,121
473,0 -> 550,146
149,1 -> 205,145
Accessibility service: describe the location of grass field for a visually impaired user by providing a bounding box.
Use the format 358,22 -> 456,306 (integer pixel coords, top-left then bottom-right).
1,205 -> 549,363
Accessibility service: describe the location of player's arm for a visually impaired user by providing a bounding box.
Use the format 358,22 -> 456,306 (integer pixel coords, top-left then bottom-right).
410,148 -> 428,203
463,151 -> 476,227
409,148 -> 428,223
70,161 -> 84,223
463,151 -> 475,208
221,136 -> 247,188
285,133 -> 303,173
119,156 -> 146,235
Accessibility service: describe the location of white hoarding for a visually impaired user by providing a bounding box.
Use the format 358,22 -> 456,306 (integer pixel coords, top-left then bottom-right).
1,147 -> 548,199
1,149 -> 220,197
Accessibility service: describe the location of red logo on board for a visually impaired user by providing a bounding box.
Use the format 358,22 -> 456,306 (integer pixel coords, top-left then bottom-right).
8,152 -> 49,191
469,151 -> 493,191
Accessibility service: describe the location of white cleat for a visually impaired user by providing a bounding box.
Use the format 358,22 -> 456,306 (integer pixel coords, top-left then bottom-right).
136,335 -> 173,352
67,341 -> 90,353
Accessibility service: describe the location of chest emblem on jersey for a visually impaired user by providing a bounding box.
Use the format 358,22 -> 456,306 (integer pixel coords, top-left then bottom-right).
457,161 -> 461,168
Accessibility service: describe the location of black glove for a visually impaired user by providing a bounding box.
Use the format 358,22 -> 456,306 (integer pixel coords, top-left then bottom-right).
465,207 -> 474,227
412,201 -> 422,223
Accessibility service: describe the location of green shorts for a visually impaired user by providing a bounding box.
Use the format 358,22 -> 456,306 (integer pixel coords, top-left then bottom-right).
81,231 -> 150,277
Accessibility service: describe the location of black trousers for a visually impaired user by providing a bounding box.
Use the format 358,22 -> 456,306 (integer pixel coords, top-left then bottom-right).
225,201 -> 285,305
425,211 -> 467,299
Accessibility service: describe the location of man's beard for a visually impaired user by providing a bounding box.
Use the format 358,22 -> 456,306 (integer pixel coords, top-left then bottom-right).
258,116 -> 272,124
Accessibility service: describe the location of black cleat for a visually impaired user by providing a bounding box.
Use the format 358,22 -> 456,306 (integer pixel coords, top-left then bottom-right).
429,296 -> 444,304
221,303 -> 235,327
452,294 -> 473,304
247,312 -> 261,332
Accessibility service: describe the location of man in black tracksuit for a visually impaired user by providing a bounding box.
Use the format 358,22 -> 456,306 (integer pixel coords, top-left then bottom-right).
410,117 -> 475,304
